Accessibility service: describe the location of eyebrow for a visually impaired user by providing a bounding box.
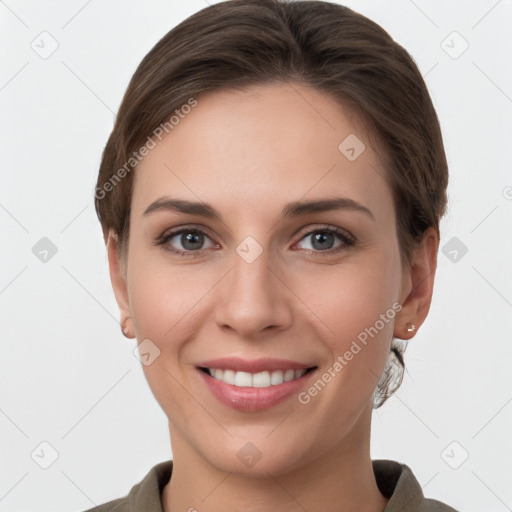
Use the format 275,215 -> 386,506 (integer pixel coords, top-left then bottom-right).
143,196 -> 374,221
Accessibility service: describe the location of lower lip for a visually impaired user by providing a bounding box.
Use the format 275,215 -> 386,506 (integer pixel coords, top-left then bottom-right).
197,368 -> 316,412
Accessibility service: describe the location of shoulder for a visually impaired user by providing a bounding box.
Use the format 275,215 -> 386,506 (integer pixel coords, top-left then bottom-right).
80,460 -> 174,512
82,496 -> 128,512
372,459 -> 460,512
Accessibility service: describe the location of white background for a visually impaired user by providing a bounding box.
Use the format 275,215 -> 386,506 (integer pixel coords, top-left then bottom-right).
1,1 -> 511,511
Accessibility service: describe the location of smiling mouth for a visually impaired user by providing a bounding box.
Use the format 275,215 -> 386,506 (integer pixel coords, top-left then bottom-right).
199,367 -> 317,388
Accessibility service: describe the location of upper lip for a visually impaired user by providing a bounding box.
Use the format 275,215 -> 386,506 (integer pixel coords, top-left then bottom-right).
197,357 -> 316,373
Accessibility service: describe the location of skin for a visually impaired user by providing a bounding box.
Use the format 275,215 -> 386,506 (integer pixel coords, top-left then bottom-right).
107,83 -> 438,512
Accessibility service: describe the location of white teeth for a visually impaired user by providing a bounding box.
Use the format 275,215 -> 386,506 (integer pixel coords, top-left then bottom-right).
234,371 -> 252,387
295,369 -> 307,379
206,368 -> 310,388
223,369 -> 235,385
284,369 -> 295,382
252,371 -> 271,387
270,370 -> 284,385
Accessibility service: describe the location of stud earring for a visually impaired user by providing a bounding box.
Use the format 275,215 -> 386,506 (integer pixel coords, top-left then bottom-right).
121,322 -> 132,338
406,323 -> 416,333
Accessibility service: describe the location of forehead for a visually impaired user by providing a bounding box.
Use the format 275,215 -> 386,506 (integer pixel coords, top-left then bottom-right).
132,83 -> 394,223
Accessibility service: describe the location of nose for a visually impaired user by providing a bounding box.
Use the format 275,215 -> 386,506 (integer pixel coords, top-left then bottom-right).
213,243 -> 293,339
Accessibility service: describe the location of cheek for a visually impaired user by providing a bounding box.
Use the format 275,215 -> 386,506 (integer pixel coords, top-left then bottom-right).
126,258 -> 212,423
128,259 -> 209,344
286,273 -> 399,453
297,252 -> 401,343
290,251 -> 402,405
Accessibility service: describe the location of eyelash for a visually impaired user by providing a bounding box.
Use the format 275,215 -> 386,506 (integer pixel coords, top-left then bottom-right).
155,224 -> 357,258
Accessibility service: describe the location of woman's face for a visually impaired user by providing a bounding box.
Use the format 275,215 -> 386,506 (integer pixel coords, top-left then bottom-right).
111,83 -> 414,475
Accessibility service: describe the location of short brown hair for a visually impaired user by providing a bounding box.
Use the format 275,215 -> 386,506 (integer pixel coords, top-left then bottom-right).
94,0 -> 448,407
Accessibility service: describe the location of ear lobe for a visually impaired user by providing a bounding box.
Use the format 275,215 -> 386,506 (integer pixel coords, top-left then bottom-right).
394,227 -> 439,340
106,229 -> 131,325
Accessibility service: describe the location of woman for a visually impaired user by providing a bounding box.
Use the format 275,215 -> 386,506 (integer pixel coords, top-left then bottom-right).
88,0 -> 457,510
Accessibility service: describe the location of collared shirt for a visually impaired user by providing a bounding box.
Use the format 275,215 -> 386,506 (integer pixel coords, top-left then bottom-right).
82,459 -> 459,512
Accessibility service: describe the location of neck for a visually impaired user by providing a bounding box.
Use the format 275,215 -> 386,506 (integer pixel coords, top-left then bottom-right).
162,405 -> 388,512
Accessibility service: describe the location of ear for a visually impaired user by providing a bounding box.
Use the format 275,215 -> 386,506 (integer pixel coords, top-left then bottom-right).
394,227 -> 439,340
106,229 -> 133,335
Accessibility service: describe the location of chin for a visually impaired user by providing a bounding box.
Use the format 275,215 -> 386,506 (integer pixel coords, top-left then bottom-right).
196,433 -> 317,478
